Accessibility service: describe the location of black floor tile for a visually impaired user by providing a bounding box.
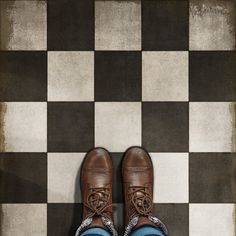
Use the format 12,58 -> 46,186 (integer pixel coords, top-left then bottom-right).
142,0 -> 189,50
190,153 -> 236,203
190,51 -> 236,101
95,51 -> 141,101
154,204 -> 189,236
47,203 -> 83,236
47,0 -> 94,50
0,52 -> 47,101
142,102 -> 189,152
48,102 -> 94,152
0,153 -> 47,203
111,153 -> 123,203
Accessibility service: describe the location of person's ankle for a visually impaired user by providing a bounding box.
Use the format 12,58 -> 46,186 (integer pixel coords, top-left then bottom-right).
132,216 -> 156,231
89,216 -> 107,229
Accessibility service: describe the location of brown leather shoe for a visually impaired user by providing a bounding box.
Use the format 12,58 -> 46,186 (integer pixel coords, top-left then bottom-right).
75,148 -> 117,236
122,147 -> 168,236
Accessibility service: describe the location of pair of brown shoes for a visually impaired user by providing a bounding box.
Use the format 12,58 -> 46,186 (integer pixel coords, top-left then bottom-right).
75,147 -> 168,236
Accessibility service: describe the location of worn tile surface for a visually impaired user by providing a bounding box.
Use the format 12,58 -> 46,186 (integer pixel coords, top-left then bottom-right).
1,0 -> 235,235
1,204 -> 47,236
95,1 -> 141,50
190,102 -> 234,152
95,102 -> 141,152
189,204 -> 235,236
0,102 -> 47,152
0,1 -> 46,50
48,153 -> 84,203
48,52 -> 94,101
190,0 -> 236,50
142,52 -> 188,101
151,153 -> 189,203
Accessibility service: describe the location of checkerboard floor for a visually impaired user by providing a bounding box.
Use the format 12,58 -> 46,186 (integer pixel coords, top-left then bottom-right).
0,0 -> 236,235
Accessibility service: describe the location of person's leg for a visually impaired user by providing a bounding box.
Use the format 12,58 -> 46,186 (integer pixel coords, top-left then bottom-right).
81,227 -> 111,236
122,147 -> 168,236
74,148 -> 117,236
130,226 -> 166,236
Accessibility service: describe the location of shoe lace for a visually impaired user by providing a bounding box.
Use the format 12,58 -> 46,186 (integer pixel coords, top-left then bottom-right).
84,187 -> 112,219
76,186 -> 117,236
124,186 -> 168,236
128,185 -> 152,220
